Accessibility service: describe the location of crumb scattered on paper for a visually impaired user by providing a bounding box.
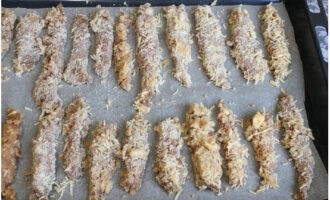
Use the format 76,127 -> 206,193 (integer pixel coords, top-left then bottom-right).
54,178 -> 72,200
24,107 -> 33,111
249,190 -> 257,195
172,89 -> 179,96
174,191 -> 182,200
228,101 -> 235,105
106,99 -> 112,110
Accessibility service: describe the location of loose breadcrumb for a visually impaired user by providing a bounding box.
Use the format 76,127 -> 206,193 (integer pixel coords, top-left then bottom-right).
62,96 -> 91,181
260,4 -> 291,86
244,111 -> 278,192
1,8 -> 16,59
30,4 -> 67,199
13,12 -> 44,76
194,6 -> 231,89
228,6 -> 268,83
154,117 -> 188,194
63,15 -> 92,85
163,5 -> 192,87
217,100 -> 248,188
114,12 -> 134,91
120,115 -> 150,194
277,91 -> 315,200
54,177 -> 72,200
185,103 -> 222,193
90,8 -> 114,78
24,106 -> 33,111
1,108 -> 22,200
134,3 -> 163,115
106,98 -> 112,110
88,121 -> 120,200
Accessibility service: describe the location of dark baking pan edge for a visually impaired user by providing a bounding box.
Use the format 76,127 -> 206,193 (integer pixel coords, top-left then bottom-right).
2,0 -> 280,8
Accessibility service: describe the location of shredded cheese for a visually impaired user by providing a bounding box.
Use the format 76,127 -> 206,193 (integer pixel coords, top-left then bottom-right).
194,6 -> 231,89
277,91 -> 315,200
31,4 -> 67,199
133,3 -> 163,115
13,12 -> 44,76
88,121 -> 120,199
217,100 -> 248,188
164,5 -> 193,87
62,96 -> 90,181
228,6 -> 268,84
90,8 -> 114,78
63,15 -> 92,85
244,111 -> 278,192
114,12 -> 134,91
1,108 -> 22,200
1,8 -> 16,59
120,115 -> 150,194
185,103 -> 223,193
260,4 -> 291,86
154,117 -> 188,194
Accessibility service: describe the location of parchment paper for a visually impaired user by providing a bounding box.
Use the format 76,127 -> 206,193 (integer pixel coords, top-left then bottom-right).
1,3 -> 328,200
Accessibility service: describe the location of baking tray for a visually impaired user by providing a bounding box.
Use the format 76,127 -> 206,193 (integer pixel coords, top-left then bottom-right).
1,2 -> 328,200
284,0 -> 328,168
302,0 -> 328,81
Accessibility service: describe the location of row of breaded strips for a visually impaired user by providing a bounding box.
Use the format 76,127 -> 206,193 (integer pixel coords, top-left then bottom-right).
1,90 -> 314,200
2,4 -> 291,105
50,92 -> 316,200
131,4 -> 292,115
2,4 -> 291,88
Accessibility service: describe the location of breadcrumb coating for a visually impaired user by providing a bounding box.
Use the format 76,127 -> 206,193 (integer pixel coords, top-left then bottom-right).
62,96 -> 91,181
194,6 -> 231,89
1,8 -> 16,59
90,8 -> 114,78
245,111 -> 278,192
277,91 -> 314,200
31,113 -> 63,200
228,6 -> 268,83
185,103 -> 222,193
120,115 -> 150,194
13,12 -> 44,76
63,15 -> 92,85
33,4 -> 67,112
1,108 -> 22,200
154,117 -> 188,194
164,4 -> 192,87
88,121 -> 120,200
113,12 -> 134,91
217,100 -> 248,188
30,4 -> 67,200
260,4 -> 291,86
134,3 -> 163,114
